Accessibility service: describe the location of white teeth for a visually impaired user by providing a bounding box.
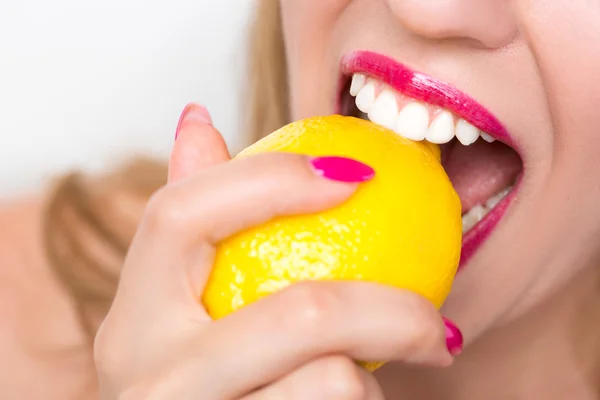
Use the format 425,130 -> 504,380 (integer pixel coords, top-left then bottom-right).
485,186 -> 512,209
368,89 -> 398,130
349,73 -> 366,96
394,102 -> 429,141
355,81 -> 377,113
481,132 -> 496,143
461,185 -> 513,233
426,111 -> 455,144
349,74 -> 496,147
348,74 -> 515,235
462,205 -> 486,234
455,119 -> 480,146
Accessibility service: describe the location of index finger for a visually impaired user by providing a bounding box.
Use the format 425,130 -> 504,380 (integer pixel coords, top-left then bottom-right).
108,152 -> 369,336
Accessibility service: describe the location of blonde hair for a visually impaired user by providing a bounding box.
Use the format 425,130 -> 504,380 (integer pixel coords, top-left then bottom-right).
43,0 -> 288,339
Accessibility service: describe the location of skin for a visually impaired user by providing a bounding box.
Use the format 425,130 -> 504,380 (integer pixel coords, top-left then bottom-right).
3,0 -> 600,398
280,0 -> 600,397
95,105 -> 453,399
0,198 -> 95,399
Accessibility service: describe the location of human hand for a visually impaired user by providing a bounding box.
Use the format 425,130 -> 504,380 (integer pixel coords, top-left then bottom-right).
94,104 -> 461,399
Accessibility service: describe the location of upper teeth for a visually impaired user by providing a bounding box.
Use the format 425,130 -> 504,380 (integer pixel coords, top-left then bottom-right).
349,73 -> 496,145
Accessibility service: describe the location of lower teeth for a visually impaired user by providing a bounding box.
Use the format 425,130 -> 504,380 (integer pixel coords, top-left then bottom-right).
461,186 -> 513,233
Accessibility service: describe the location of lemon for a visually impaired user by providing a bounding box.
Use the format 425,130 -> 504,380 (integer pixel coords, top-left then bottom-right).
202,115 -> 462,371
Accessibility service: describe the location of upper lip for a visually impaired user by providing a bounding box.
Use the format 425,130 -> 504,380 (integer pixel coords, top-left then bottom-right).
340,50 -> 516,149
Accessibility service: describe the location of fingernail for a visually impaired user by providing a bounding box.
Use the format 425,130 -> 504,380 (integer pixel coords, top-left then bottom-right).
443,318 -> 463,356
175,103 -> 213,140
310,156 -> 375,183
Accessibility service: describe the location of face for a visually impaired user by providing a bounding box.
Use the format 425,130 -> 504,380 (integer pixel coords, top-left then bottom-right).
279,0 -> 600,343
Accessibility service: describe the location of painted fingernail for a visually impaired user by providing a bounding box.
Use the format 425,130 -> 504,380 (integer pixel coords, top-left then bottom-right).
310,156 -> 375,183
443,318 -> 463,356
175,103 -> 213,140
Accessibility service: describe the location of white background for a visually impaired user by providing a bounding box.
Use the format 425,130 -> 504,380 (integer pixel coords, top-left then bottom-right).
0,0 -> 255,196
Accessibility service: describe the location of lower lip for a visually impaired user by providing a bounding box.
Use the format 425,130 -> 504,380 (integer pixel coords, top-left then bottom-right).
458,174 -> 523,270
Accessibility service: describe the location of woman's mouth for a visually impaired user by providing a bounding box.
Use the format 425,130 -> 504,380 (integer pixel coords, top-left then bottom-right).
339,51 -> 523,269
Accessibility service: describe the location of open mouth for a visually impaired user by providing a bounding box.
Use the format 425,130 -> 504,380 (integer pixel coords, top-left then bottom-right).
339,51 -> 524,269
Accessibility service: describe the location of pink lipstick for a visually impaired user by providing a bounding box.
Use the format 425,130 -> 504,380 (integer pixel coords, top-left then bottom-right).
341,51 -> 516,147
339,50 -> 523,269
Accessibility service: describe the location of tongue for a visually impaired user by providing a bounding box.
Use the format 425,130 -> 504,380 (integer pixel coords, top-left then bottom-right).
441,140 -> 522,214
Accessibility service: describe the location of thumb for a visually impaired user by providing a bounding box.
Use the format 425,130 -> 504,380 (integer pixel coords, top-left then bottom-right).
168,103 -> 231,184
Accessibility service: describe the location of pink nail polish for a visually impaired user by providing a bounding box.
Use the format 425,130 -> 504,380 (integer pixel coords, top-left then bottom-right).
443,318 -> 463,356
310,156 -> 375,183
175,103 -> 213,139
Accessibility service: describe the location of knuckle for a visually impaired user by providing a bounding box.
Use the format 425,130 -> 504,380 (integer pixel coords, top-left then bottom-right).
402,295 -> 444,353
320,356 -> 366,399
280,282 -> 340,336
142,189 -> 188,234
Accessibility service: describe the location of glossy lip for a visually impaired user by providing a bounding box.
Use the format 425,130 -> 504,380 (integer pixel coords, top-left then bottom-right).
339,50 -> 523,270
340,50 -> 517,147
459,174 -> 522,268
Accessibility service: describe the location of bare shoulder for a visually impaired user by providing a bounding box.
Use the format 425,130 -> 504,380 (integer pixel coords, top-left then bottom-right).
0,196 -> 47,306
0,196 -> 44,269
0,196 -> 96,399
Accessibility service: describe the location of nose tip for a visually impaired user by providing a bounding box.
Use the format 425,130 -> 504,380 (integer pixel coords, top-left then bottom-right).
387,0 -> 518,49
